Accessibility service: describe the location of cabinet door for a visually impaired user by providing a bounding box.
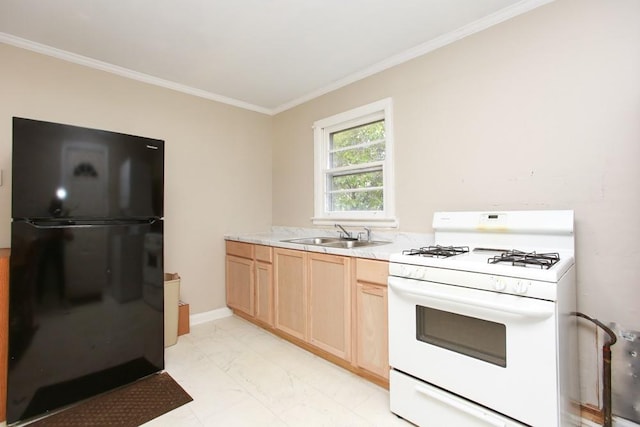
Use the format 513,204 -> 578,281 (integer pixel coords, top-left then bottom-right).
225,255 -> 254,316
274,249 -> 307,340
308,253 -> 351,360
255,261 -> 273,326
355,282 -> 389,379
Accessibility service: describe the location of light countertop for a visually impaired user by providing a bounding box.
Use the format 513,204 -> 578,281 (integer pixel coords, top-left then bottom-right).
224,226 -> 434,261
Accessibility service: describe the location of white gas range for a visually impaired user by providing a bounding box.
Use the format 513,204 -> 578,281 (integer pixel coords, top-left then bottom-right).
388,210 -> 580,427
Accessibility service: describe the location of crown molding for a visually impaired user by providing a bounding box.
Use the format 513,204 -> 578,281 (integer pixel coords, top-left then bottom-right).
0,32 -> 272,115
1,0 -> 552,117
270,0 -> 554,115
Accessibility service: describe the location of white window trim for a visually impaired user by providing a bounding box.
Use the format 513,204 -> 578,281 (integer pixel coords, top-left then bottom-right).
311,98 -> 397,228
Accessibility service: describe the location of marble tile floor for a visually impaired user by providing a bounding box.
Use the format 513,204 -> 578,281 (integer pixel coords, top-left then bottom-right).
144,315 -> 412,427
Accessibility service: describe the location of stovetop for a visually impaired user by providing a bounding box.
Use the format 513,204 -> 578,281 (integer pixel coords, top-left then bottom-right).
488,250 -> 560,269
404,246 -> 561,269
389,210 -> 575,283
403,245 -> 470,258
390,245 -> 574,283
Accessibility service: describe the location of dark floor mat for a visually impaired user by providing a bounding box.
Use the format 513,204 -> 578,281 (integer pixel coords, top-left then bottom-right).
27,372 -> 192,426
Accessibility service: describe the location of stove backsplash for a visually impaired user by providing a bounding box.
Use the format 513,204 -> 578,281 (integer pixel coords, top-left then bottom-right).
610,323 -> 639,423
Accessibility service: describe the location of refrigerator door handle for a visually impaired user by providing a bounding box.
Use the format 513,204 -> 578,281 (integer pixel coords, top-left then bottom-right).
24,218 -> 158,228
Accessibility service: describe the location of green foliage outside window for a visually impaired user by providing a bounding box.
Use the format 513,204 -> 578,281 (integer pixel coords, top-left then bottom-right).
328,120 -> 386,211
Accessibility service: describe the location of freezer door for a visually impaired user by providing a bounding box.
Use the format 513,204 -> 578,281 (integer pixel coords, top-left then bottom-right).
7,219 -> 164,424
12,117 -> 164,219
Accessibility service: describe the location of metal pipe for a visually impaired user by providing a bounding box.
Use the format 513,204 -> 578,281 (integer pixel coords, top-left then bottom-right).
574,312 -> 617,427
603,342 -> 613,427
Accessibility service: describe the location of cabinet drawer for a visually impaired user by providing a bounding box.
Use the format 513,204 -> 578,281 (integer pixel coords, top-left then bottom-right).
226,241 -> 254,259
254,245 -> 273,263
390,370 -> 526,426
356,258 -> 388,285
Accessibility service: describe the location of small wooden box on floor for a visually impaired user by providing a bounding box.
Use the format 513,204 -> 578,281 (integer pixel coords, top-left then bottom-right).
178,302 -> 189,336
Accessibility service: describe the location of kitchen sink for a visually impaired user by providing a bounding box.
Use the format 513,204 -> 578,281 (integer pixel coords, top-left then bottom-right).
321,240 -> 389,249
283,237 -> 345,245
282,237 -> 390,249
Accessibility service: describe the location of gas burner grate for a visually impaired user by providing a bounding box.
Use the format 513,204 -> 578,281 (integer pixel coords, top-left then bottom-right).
488,250 -> 560,269
403,245 -> 470,258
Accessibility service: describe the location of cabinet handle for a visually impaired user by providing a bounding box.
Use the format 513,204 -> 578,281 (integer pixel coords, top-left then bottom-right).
360,285 -> 383,296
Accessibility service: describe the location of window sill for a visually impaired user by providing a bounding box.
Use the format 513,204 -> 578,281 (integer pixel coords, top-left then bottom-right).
311,217 -> 399,228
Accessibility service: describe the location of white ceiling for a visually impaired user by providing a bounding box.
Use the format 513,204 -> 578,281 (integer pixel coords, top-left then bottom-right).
0,0 -> 551,114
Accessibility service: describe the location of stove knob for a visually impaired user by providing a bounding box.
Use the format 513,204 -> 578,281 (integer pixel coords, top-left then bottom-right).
514,280 -> 530,294
492,276 -> 506,291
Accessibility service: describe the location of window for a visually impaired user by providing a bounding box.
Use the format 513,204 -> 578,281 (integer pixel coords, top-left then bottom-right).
312,98 -> 396,227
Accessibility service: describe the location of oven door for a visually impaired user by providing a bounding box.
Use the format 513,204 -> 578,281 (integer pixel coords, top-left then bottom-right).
388,275 -> 560,427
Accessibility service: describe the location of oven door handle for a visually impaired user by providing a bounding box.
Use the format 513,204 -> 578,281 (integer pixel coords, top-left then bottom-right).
414,384 -> 507,427
388,279 -> 554,320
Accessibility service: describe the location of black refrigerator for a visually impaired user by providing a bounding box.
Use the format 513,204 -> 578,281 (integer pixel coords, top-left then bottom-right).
8,117 -> 165,423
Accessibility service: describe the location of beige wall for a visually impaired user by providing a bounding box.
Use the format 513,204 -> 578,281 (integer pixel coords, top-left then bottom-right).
1,0 -> 638,413
273,0 -> 640,407
0,43 -> 273,314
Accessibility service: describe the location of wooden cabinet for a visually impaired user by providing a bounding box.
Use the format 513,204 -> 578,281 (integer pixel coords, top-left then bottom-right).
354,258 -> 389,380
308,253 -> 351,360
226,255 -> 254,316
274,250 -> 353,363
254,245 -> 273,326
226,240 -> 389,387
273,248 -> 307,340
225,242 -> 274,326
225,241 -> 255,316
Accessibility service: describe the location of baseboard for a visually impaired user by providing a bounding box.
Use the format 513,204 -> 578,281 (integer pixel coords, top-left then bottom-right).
189,307 -> 233,326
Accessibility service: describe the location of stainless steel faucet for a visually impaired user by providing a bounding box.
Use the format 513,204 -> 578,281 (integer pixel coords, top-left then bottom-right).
334,224 -> 353,239
364,226 -> 371,242
357,227 -> 372,241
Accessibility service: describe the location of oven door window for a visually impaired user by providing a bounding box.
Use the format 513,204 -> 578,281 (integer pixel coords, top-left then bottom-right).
416,306 -> 506,367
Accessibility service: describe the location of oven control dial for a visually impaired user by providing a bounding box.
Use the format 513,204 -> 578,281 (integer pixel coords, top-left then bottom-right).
401,266 -> 412,277
401,265 -> 426,280
514,280 -> 530,294
490,276 -> 506,291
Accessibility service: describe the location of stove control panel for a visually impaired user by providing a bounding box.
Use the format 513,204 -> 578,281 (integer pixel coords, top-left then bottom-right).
489,276 -> 532,295
389,263 -> 558,301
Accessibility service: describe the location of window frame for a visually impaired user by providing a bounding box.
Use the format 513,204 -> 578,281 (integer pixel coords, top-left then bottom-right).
312,98 -> 396,227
